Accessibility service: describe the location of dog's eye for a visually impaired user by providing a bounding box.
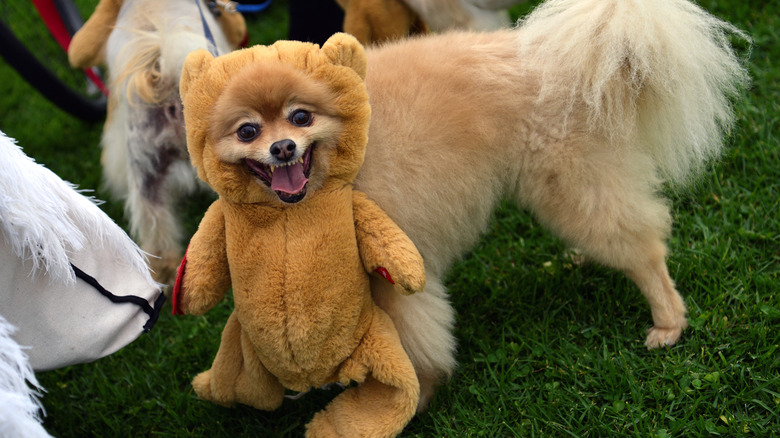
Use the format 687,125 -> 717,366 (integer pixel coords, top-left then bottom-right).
289,109 -> 312,127
237,123 -> 260,142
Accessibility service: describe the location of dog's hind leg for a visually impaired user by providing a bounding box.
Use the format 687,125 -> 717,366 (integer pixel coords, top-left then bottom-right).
517,146 -> 687,348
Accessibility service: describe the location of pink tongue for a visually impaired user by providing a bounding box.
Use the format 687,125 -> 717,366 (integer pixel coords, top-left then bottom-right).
270,162 -> 308,194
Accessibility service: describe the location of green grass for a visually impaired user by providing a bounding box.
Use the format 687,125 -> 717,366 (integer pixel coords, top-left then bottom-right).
1,0 -> 778,436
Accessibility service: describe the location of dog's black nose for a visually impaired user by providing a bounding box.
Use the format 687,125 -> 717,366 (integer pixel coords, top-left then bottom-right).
269,139 -> 296,162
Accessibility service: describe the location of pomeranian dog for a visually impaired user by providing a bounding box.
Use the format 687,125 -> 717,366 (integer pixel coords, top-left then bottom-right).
193,0 -> 749,409
67,0 -> 246,284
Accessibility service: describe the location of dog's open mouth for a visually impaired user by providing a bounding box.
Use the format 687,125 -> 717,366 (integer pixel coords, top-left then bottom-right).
245,145 -> 314,203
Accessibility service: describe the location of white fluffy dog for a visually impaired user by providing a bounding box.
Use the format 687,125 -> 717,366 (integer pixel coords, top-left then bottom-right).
68,0 -> 246,283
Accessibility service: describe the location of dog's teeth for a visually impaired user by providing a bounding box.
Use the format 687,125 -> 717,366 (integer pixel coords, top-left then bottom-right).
298,157 -> 303,164
270,165 -> 276,173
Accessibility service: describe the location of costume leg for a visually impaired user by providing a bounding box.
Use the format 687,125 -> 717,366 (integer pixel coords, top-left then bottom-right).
305,307 -> 419,438
192,311 -> 285,410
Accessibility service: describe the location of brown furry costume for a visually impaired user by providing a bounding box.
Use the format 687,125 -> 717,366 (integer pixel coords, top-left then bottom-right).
172,33 -> 426,437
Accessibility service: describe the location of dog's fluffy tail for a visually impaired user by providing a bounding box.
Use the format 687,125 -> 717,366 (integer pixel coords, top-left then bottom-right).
516,0 -> 750,186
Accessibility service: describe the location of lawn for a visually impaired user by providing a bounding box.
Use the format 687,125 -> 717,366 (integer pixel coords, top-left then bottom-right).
0,0 -> 777,436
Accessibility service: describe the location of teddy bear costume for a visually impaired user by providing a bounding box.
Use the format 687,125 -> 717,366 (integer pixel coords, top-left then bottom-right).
173,33 -> 425,437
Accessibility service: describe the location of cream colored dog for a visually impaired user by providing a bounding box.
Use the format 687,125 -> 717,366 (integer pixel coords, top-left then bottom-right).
340,0 -> 749,408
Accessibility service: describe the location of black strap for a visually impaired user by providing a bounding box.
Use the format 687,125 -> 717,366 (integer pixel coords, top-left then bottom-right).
71,263 -> 166,332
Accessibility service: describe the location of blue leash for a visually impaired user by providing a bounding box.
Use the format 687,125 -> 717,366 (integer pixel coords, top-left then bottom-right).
234,0 -> 272,14
195,0 -> 274,55
195,0 -> 219,56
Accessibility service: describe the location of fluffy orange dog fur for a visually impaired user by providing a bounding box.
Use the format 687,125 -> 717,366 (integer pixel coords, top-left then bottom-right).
174,34 -> 427,437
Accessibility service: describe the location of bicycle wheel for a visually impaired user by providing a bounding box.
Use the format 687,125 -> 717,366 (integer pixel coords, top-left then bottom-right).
0,0 -> 107,122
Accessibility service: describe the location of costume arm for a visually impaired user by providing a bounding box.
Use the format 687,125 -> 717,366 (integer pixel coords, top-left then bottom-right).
352,190 -> 425,295
172,200 -> 231,315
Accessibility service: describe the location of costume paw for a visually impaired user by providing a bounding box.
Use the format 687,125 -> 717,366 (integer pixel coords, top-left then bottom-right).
191,370 -> 212,400
177,288 -> 215,316
305,411 -> 340,438
396,271 -> 426,296
375,266 -> 425,295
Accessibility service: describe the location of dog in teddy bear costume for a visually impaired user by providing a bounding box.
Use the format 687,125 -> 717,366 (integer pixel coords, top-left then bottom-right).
172,33 -> 427,437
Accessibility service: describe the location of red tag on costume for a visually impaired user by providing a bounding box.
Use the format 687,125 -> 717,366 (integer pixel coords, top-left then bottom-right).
171,247 -> 188,315
375,266 -> 395,284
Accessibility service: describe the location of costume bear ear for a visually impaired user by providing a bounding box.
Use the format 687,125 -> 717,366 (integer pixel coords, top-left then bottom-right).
180,49 -> 215,99
321,33 -> 367,80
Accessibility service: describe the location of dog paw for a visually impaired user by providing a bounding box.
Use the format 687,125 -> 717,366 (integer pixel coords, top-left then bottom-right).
565,248 -> 588,266
644,326 -> 684,349
374,266 -> 425,296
